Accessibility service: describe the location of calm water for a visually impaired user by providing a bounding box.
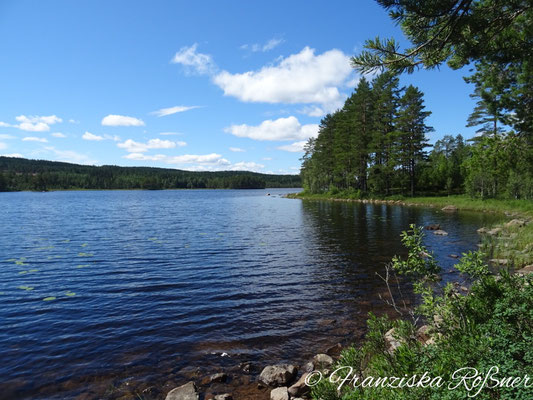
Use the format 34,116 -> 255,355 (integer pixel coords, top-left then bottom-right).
0,189 -> 504,399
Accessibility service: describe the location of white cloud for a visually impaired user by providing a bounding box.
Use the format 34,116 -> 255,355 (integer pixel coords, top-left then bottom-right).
213,47 -> 353,107
229,147 -> 245,152
101,114 -> 145,127
1,153 -> 23,158
241,38 -> 284,52
51,132 -> 67,138
225,116 -> 319,141
44,146 -> 97,165
22,136 -> 48,143
124,152 -> 228,165
117,138 -> 185,153
0,134 -> 15,139
150,105 -> 202,117
82,131 -> 104,141
298,105 -> 335,117
262,157 -> 272,161
68,119 -> 79,124
277,140 -> 307,152
227,161 -> 264,171
0,142 -> 6,150
1,115 -> 63,131
171,43 -> 216,75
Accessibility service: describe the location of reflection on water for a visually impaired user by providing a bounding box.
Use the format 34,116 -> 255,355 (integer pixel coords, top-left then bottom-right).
0,190 -> 503,399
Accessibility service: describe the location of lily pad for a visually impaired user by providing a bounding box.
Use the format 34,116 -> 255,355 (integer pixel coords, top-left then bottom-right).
76,264 -> 90,268
15,261 -> 28,266
78,252 -> 94,257
81,243 -> 88,247
65,291 -> 76,297
18,270 -> 28,275
18,286 -> 34,291
28,269 -> 39,273
43,296 -> 56,301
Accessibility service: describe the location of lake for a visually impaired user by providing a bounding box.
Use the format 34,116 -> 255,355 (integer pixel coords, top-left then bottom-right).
0,189 -> 504,399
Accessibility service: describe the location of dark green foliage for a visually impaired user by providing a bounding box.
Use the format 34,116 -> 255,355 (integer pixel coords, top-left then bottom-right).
311,227 -> 533,400
301,74 -> 433,197
0,157 -> 301,191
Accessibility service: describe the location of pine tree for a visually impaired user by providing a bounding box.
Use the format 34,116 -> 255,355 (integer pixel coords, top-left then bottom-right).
395,85 -> 433,196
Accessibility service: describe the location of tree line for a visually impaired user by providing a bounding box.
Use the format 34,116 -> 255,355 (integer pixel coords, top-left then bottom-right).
0,157 -> 301,191
311,0 -> 531,201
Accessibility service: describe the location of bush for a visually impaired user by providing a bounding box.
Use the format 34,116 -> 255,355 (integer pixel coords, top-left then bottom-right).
311,227 -> 533,400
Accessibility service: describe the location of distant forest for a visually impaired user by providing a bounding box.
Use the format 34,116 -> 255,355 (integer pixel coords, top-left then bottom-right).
0,157 -> 301,191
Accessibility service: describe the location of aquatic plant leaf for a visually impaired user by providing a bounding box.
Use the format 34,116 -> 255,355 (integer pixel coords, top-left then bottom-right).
65,291 -> 76,297
43,296 -> 56,301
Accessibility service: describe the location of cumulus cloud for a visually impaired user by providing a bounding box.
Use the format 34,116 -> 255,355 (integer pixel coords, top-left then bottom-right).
241,38 -> 284,52
225,116 -> 318,142
51,132 -> 67,138
277,141 -> 307,152
101,114 -> 145,127
82,131 -> 104,141
22,136 -> 48,143
229,147 -> 245,152
117,138 -> 186,153
171,43 -> 216,75
150,105 -> 202,117
213,47 -> 353,107
0,134 -> 15,139
0,115 -> 63,132
124,152 -> 228,165
227,161 -> 264,171
44,146 -> 97,165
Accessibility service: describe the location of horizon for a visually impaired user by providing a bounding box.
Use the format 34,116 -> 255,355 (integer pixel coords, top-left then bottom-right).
0,0 -> 480,174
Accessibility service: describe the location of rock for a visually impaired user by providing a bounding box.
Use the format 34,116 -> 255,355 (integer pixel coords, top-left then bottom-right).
477,227 -> 488,234
214,394 -> 232,400
239,362 -> 252,373
516,265 -> 533,275
259,365 -> 297,387
425,224 -> 441,230
487,227 -> 502,236
209,373 -> 227,383
326,343 -> 342,355
433,229 -> 448,236
302,361 -> 314,373
317,318 -> 336,326
384,328 -> 403,354
449,254 -> 459,259
270,387 -> 289,400
288,373 -> 310,398
490,258 -> 508,266
460,286 -> 469,292
419,251 -> 430,258
416,325 -> 431,344
165,382 -> 199,400
441,205 -> 458,212
313,353 -> 334,367
505,219 -> 526,228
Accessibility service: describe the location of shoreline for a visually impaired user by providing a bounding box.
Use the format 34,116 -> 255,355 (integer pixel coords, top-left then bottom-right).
157,196 -> 533,400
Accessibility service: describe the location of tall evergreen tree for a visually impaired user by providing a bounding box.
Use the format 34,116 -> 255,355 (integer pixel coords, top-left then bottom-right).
395,85 -> 433,196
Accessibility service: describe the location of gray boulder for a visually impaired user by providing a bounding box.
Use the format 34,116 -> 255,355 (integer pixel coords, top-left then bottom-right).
270,386 -> 289,400
288,373 -> 310,398
259,364 -> 297,387
165,382 -> 199,400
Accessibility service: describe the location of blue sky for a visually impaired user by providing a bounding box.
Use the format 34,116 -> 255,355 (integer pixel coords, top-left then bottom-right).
0,0 -> 480,174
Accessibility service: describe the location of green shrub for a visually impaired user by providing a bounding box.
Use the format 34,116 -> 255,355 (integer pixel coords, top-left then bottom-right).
312,227 -> 533,400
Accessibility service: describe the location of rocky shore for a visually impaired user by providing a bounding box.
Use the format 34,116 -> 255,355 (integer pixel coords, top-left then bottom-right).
160,207 -> 533,400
